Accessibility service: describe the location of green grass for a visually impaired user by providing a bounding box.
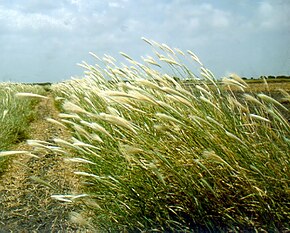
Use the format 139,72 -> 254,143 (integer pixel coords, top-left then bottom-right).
31,40 -> 290,231
244,77 -> 290,83
0,83 -> 46,174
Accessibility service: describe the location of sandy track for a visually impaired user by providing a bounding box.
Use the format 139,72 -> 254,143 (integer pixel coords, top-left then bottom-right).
0,94 -> 87,232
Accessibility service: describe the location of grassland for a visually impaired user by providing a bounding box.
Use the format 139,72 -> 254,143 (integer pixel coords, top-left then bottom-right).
0,90 -> 88,232
0,83 -> 46,174
46,41 -> 289,232
0,40 -> 289,232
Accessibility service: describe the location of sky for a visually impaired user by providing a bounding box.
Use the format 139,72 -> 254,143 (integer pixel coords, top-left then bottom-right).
0,0 -> 289,83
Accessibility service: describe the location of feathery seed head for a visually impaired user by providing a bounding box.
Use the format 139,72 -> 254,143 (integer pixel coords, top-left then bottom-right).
65,157 -> 96,165
15,92 -> 48,99
0,150 -> 30,157
46,118 -> 67,128
249,114 -> 271,123
63,101 -> 88,114
99,113 -> 137,134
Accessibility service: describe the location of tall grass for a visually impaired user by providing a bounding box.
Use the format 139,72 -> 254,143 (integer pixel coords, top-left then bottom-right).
0,83 -> 46,174
47,40 -> 290,231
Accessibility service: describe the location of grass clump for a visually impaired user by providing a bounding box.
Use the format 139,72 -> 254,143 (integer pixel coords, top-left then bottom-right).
0,83 -> 46,174
50,39 -> 290,231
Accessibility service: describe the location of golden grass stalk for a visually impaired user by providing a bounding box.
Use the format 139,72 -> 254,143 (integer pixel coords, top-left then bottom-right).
51,194 -> 88,203
222,77 -> 246,91
135,79 -> 162,91
225,131 -> 246,146
165,94 -> 193,108
1,109 -> 8,121
74,171 -> 100,179
257,93 -> 289,111
249,114 -> 271,123
119,52 -> 134,61
202,150 -> 234,170
229,73 -> 249,87
119,144 -> 144,155
64,157 -> 96,165
89,52 -> 102,61
159,57 -> 181,66
187,50 -> 203,66
62,101 -> 89,114
128,90 -> 158,105
141,37 -> 153,46
200,96 -> 221,112
98,113 -> 137,134
174,47 -> 185,55
196,85 -> 213,98
243,94 -> 263,106
80,120 -> 113,139
58,113 -> 82,120
27,140 -> 54,149
206,116 -> 225,129
46,118 -> 67,128
30,176 -> 56,190
72,138 -> 101,149
147,163 -> 166,185
161,43 -> 175,55
143,57 -> 161,68
227,96 -> 250,113
156,112 -> 184,126
15,92 -> 48,99
0,150 -> 30,157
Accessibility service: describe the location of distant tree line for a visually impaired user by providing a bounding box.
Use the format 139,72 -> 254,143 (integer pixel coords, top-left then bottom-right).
241,75 -> 290,80
175,75 -> 290,83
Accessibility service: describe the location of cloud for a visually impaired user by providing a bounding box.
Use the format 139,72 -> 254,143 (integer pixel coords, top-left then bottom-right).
0,0 -> 289,82
211,8 -> 230,28
257,1 -> 290,30
259,1 -> 273,15
0,6 -> 74,32
160,2 -> 231,37
108,2 -> 125,8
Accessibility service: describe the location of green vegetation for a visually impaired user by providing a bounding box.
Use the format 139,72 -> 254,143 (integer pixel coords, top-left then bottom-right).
243,77 -> 290,84
2,40 -> 289,231
0,83 -> 46,174
43,40 -> 290,232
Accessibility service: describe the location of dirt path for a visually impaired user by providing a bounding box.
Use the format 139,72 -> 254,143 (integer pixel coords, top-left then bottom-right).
0,93 -> 87,232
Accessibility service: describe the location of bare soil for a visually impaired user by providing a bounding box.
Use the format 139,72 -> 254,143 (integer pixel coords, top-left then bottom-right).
0,94 -> 88,232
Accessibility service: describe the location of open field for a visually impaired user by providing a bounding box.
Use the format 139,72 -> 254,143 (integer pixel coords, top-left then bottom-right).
0,41 -> 289,232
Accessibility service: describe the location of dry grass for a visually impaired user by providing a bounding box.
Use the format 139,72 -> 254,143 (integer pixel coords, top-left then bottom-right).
43,39 -> 290,232
0,83 -> 46,174
0,94 -> 90,232
2,40 -> 289,232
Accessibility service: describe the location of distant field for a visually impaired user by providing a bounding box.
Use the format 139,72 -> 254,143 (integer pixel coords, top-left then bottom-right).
233,77 -> 290,92
184,77 -> 290,91
244,80 -> 290,92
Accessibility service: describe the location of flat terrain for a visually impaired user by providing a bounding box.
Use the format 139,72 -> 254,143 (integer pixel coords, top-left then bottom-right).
0,94 -> 88,232
233,80 -> 290,121
0,80 -> 289,232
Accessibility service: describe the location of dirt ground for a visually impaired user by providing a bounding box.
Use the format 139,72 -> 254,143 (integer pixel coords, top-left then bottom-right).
0,94 -> 89,232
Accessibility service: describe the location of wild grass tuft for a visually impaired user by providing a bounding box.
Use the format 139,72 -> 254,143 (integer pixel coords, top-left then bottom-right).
49,39 -> 290,231
0,83 -> 46,174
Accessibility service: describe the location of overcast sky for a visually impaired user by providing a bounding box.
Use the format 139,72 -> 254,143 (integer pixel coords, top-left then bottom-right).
0,0 -> 289,83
